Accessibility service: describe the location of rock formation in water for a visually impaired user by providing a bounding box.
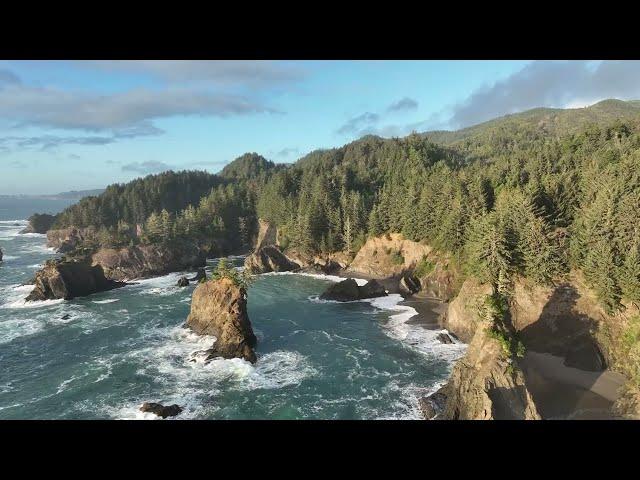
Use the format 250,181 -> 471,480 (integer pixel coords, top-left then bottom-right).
26,258 -> 125,301
319,278 -> 387,302
177,276 -> 189,287
20,213 -> 57,234
244,245 -> 300,274
139,402 -> 183,418
0,247 -> 3,262
91,242 -> 207,281
419,388 -> 448,419
186,276 -> 257,363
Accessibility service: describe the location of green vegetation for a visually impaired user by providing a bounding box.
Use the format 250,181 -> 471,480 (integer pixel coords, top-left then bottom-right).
211,258 -> 254,290
414,256 -> 435,278
49,99 -> 640,313
390,250 -> 404,265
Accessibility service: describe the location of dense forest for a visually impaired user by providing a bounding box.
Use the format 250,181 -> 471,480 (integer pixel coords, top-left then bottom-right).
54,99 -> 640,313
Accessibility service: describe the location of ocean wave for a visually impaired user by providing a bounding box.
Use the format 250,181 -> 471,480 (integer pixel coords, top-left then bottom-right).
265,270 -> 368,286
92,299 -> 120,304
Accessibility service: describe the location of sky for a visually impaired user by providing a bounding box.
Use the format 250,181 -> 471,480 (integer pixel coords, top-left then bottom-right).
2,60 -> 640,194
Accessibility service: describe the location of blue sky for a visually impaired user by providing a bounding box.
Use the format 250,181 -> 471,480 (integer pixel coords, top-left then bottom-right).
1,60 -> 640,194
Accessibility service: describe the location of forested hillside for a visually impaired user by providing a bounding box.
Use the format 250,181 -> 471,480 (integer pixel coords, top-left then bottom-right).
54,99 -> 640,313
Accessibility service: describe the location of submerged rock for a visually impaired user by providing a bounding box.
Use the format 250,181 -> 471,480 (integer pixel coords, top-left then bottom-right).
26,259 -> 125,302
186,277 -> 257,363
140,402 -> 183,419
244,245 -> 299,274
0,247 -> 3,262
177,276 -> 189,287
319,278 -> 388,302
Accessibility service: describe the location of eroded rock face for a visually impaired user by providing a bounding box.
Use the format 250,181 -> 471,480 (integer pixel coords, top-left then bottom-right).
92,243 -> 207,281
244,245 -> 299,274
440,326 -> 541,420
140,402 -> 183,418
319,278 -> 387,302
399,274 -> 421,296
347,233 -> 432,278
26,259 -> 125,301
419,388 -> 448,419
186,277 -> 257,363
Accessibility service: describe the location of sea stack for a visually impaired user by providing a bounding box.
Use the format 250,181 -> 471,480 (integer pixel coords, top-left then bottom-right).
186,276 -> 257,363
319,278 -> 387,302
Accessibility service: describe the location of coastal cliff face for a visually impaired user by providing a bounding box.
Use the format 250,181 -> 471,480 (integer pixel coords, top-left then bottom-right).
347,233 -> 431,278
91,242 -> 207,281
186,277 -> 257,363
47,227 -> 95,253
441,324 -> 541,420
244,245 -> 300,274
26,259 -> 125,301
438,273 -> 640,419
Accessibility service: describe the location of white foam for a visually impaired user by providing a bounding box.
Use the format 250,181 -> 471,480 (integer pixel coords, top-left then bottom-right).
92,299 -> 120,304
265,270 -> 369,286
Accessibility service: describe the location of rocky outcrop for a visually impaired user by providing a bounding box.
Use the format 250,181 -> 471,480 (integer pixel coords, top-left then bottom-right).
139,402 -> 183,418
20,213 -> 57,234
319,278 -> 387,302
91,242 -> 207,281
47,227 -> 95,253
399,274 -> 421,296
177,276 -> 189,287
0,247 -> 3,262
26,258 -> 125,301
186,277 -> 257,363
419,388 -> 448,419
244,245 -> 300,274
347,233 -> 432,278
441,278 -> 492,343
440,326 -> 541,420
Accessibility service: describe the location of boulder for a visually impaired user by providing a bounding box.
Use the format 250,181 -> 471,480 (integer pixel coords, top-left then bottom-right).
436,332 -> 454,344
320,278 -> 361,301
26,259 -> 125,301
358,279 -> 387,299
0,247 -> 3,262
139,402 -> 183,419
244,245 -> 299,274
186,277 -> 257,363
399,274 -> 421,296
418,388 -> 448,419
189,267 -> 207,282
177,276 -> 189,287
319,278 -> 388,302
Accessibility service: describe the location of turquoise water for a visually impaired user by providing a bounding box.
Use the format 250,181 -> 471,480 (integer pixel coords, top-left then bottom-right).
0,218 -> 465,420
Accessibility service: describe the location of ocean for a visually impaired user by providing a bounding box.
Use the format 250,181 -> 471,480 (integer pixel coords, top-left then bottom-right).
0,200 -> 466,419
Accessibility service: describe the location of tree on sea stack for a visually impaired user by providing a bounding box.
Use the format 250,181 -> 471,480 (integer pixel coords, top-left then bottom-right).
186,257 -> 258,363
